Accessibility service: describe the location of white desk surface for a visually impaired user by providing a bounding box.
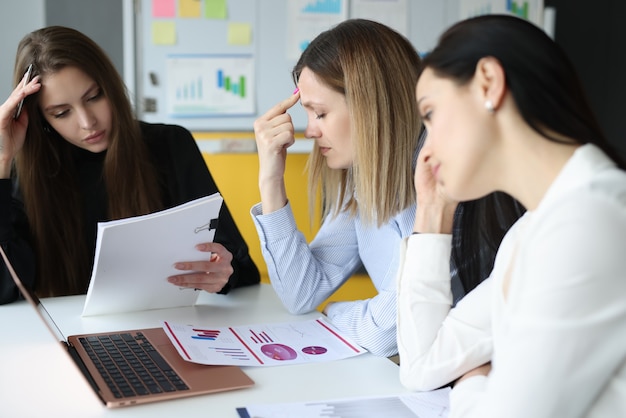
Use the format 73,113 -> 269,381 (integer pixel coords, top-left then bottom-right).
0,284 -> 408,417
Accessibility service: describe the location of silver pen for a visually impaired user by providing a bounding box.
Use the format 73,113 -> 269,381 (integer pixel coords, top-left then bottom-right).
14,64 -> 34,119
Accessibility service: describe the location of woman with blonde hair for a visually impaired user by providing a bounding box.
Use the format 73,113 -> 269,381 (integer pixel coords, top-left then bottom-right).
253,19 -> 523,356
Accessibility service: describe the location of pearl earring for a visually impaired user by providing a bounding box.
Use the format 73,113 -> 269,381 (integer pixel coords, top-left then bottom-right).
485,100 -> 495,113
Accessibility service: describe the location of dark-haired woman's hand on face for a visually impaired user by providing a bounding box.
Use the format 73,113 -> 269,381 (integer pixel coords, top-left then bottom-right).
413,136 -> 458,234
166,242 -> 233,293
0,73 -> 41,178
253,91 -> 301,214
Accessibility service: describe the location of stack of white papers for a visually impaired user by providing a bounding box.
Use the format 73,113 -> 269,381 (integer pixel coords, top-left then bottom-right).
82,193 -> 223,316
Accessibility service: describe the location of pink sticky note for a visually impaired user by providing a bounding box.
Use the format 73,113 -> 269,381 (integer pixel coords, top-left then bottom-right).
152,0 -> 176,18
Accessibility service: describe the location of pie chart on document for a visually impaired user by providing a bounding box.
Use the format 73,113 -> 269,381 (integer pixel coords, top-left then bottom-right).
301,346 -> 328,355
261,343 -> 298,360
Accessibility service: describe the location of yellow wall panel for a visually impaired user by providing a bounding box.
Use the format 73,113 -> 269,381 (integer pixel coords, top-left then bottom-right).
196,134 -> 377,311
201,150 -> 317,282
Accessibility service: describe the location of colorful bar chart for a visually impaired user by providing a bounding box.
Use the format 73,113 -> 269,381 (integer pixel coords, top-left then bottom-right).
217,70 -> 246,98
249,329 -> 274,344
507,0 -> 529,19
166,55 -> 255,117
207,347 -> 250,361
175,77 -> 203,101
191,328 -> 220,340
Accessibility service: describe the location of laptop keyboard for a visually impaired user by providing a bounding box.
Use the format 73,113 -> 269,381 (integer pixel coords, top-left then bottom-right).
79,332 -> 189,398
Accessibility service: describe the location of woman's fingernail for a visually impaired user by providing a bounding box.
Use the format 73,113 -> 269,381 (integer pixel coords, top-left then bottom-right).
293,87 -> 299,94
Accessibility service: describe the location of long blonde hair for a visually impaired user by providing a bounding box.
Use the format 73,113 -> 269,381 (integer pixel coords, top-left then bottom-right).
292,19 -> 422,227
12,26 -> 162,297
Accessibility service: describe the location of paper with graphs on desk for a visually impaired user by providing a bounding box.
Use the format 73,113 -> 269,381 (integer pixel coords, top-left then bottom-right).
82,193 -> 223,316
162,316 -> 366,366
236,387 -> 451,418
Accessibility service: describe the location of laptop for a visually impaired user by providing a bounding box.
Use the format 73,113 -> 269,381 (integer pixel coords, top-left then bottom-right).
0,245 -> 254,408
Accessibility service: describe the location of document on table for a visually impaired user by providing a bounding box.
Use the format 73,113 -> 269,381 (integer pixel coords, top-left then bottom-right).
82,193 -> 223,316
236,387 -> 451,418
162,316 -> 367,366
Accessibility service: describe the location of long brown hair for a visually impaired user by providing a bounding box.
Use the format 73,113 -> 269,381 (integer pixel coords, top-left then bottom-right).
292,19 -> 422,227
13,26 -> 162,297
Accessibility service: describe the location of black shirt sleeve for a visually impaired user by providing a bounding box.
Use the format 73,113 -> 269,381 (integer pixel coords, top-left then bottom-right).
0,122 -> 260,304
0,178 -> 37,304
140,122 -> 260,293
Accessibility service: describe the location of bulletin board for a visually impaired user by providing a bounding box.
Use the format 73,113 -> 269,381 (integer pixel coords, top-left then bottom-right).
134,0 -> 451,131
137,0 -> 263,130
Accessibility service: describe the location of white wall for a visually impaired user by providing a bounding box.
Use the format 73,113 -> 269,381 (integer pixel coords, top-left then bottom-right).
0,0 -> 45,100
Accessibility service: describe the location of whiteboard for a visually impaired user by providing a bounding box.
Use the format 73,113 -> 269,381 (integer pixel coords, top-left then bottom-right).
134,0 -> 452,131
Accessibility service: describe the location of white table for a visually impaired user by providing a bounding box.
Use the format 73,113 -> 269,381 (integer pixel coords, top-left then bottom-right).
0,284 -> 408,417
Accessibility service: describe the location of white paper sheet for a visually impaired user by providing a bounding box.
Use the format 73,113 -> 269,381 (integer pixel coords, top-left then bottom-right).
82,193 -> 223,316
236,387 -> 451,418
162,316 -> 366,366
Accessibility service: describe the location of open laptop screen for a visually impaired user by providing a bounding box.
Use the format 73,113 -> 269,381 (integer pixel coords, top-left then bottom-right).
0,245 -> 66,343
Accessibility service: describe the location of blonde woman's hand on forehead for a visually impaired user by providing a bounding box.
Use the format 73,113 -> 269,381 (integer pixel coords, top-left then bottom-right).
254,91 -> 300,177
253,91 -> 301,214
0,72 -> 41,178
412,135 -> 458,234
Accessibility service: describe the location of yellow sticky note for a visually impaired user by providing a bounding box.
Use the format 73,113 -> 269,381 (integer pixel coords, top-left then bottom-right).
179,0 -> 201,18
152,21 -> 176,45
205,0 -> 227,19
228,22 -> 252,46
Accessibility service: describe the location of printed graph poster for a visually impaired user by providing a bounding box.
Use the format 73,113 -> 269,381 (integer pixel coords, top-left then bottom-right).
287,0 -> 348,60
166,54 -> 255,117
351,0 -> 409,37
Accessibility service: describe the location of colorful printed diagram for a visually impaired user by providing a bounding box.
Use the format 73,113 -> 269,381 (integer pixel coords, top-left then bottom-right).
162,317 -> 366,367
302,346 -> 327,355
260,344 -> 298,361
191,329 -> 220,340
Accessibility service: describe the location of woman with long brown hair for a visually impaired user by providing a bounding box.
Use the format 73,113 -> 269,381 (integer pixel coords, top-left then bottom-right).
0,26 -> 259,304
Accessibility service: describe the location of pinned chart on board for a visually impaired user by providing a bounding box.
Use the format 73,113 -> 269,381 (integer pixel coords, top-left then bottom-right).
350,0 -> 409,37
136,0 -> 457,130
138,0 -> 261,129
166,54 -> 255,117
286,0 -> 349,60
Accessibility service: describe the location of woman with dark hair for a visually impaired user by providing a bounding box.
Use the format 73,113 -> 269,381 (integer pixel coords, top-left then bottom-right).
397,14 -> 626,417
252,19 -> 523,357
0,26 -> 259,304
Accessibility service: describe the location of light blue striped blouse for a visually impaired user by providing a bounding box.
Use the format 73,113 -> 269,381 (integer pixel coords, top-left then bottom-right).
250,201 -> 416,357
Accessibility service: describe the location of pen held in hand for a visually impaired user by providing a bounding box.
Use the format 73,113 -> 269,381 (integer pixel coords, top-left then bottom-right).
14,64 -> 33,120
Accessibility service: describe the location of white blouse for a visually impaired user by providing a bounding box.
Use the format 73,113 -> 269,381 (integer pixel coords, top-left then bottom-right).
397,144 -> 626,418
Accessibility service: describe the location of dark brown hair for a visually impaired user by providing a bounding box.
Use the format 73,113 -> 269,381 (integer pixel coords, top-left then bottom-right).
13,26 -> 162,297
